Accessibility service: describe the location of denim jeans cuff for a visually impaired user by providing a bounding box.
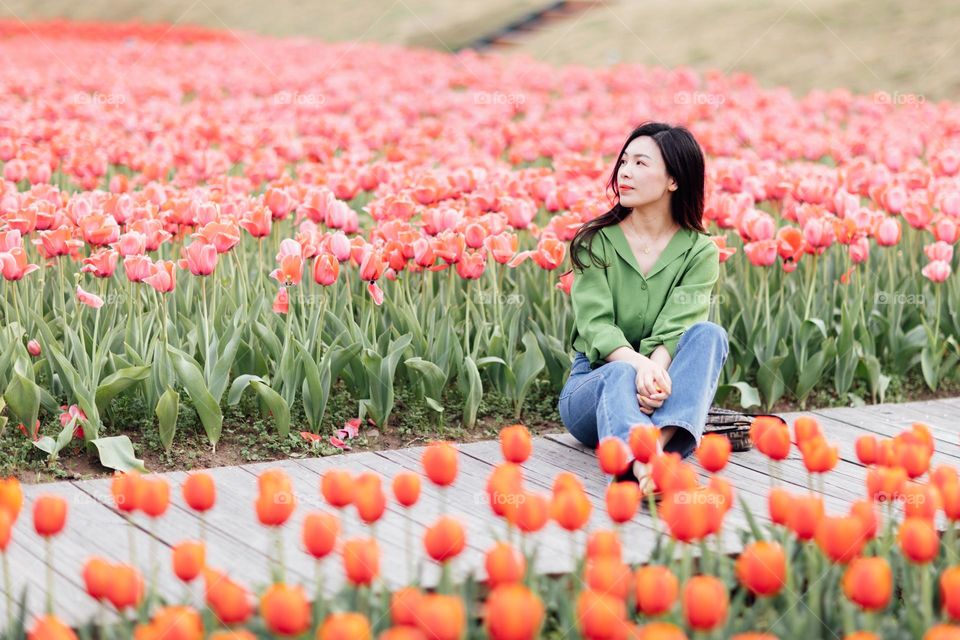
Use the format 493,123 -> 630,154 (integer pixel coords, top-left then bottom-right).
657,421 -> 699,459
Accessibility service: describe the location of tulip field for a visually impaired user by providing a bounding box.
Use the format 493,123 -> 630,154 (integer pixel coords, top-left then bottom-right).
6,418 -> 960,639
0,21 -> 959,473
2,17 -> 960,636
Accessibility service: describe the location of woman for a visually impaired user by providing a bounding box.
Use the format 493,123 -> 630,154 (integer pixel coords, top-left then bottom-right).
559,121 -> 729,493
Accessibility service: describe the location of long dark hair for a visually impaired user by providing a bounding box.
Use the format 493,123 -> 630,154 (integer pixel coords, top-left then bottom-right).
569,121 -> 706,271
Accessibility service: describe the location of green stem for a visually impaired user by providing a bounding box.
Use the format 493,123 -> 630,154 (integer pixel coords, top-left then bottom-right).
3,551 -> 12,631
44,538 -> 54,616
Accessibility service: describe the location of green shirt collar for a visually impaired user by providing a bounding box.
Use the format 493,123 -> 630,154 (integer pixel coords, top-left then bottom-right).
601,223 -> 695,280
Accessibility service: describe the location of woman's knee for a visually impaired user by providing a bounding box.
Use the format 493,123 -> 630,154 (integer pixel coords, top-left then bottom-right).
687,321 -> 728,352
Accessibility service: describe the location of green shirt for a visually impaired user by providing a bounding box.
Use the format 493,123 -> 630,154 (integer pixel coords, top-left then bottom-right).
569,223 -> 720,367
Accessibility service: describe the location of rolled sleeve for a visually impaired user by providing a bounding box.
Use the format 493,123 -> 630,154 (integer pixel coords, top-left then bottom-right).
571,240 -> 632,364
639,240 -> 720,360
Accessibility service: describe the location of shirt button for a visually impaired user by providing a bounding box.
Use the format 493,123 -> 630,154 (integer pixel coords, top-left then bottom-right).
641,283 -> 647,290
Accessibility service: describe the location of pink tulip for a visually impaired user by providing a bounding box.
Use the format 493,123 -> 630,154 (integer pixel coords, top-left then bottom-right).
81,248 -> 119,278
0,248 -> 39,281
922,260 -> 952,283
144,260 -> 176,293
312,253 -> 339,286
272,286 -> 289,314
934,217 -> 959,244
744,240 -> 779,267
114,231 -> 147,257
123,255 -> 153,283
456,251 -> 486,280
240,206 -> 272,238
27,340 -> 41,357
327,231 -> 352,262
76,285 -> 105,309
924,241 -> 954,263
178,241 -> 218,276
484,232 -> 519,265
876,218 -> 901,247
194,222 -> 240,253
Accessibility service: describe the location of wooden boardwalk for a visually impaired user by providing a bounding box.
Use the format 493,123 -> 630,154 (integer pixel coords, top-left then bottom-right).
6,398 -> 960,626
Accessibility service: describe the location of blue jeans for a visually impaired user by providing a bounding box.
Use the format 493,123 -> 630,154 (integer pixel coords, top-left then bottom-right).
558,321 -> 729,460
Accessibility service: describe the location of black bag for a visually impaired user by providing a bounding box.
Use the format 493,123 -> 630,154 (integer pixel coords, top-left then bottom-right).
703,407 -> 787,453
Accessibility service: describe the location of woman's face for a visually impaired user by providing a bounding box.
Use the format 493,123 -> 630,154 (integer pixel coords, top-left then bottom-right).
615,135 -> 677,209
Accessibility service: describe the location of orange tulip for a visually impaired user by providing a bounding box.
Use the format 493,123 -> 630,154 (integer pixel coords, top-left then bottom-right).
424,515 -> 466,563
500,424 -> 533,463
208,632 -> 257,640
633,622 -> 687,639
629,425 -> 660,464
634,565 -> 678,615
343,537 -> 380,586
140,477 -> 171,518
650,455 -> 699,494
866,466 -> 906,503
259,583 -> 310,636
902,481 -> 941,521
422,441 -> 458,486
515,490 -> 549,533
587,529 -> 623,562
81,557 -> 112,601
941,566 -> 960,621
33,494 -> 67,537
27,614 -> 77,640
660,492 -> 710,543
390,586 -> 423,626
788,494 -> 824,541
696,433 -> 731,473
586,557 -> 633,601
754,421 -> 790,460
203,567 -> 253,624
182,472 -> 216,512
484,584 -> 544,640
924,624 -> 960,640
800,436 -> 839,474
414,593 -> 465,640
682,575 -> 728,631
106,563 -> 144,611
793,415 -> 823,444
551,485 -> 592,532
606,481 -> 640,524
486,463 -> 524,523
255,468 -> 296,526
842,633 -> 880,640
848,499 -> 879,540
392,472 -> 421,508
942,481 -> 960,522
931,466 -> 959,493
137,605 -> 203,640
321,469 -> 355,508
597,437 -> 631,476
0,510 -> 10,552
111,471 -> 143,513
576,589 -> 627,640
318,612 -> 372,640
896,438 -> 932,479
898,516 -> 939,564
303,511 -> 339,559
172,540 -> 206,582
0,477 -> 23,522
768,487 -> 792,526
815,515 -> 865,564
736,541 -> 786,596
354,472 -> 386,525
552,471 -> 584,494
484,541 -> 525,588
378,627 -> 429,640
855,435 -> 878,465
842,557 -> 892,610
